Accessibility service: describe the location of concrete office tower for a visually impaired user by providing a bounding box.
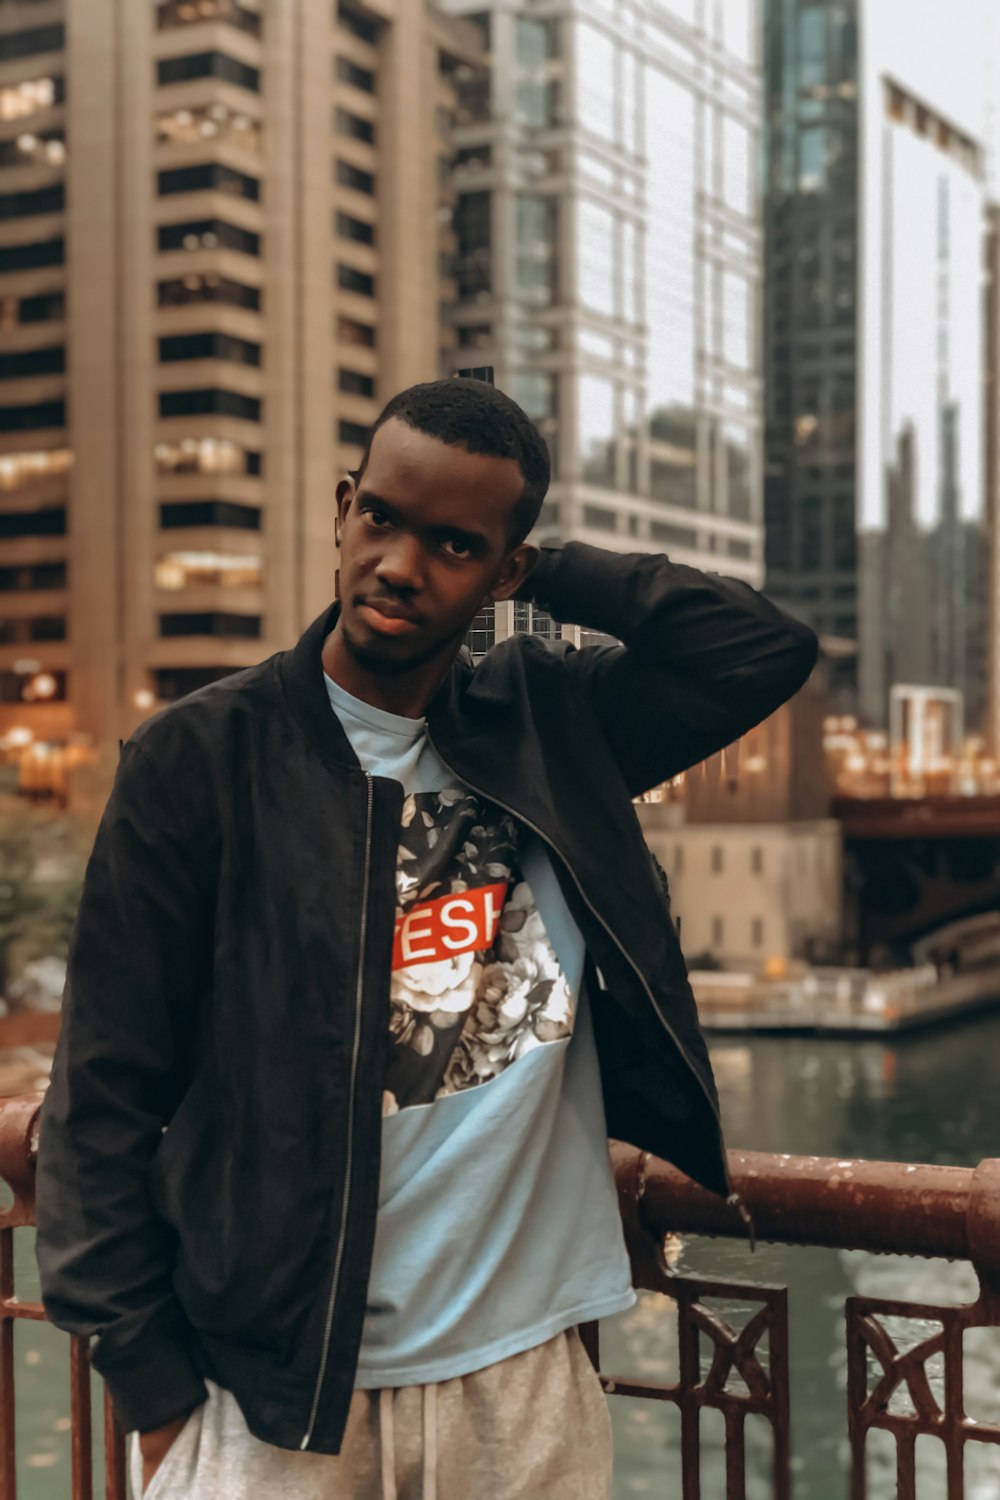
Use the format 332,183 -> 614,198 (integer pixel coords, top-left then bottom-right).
0,0 -> 482,755
764,0 -> 987,729
440,0 -> 765,587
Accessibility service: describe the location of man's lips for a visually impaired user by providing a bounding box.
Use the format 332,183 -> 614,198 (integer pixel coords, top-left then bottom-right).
356,601 -> 422,636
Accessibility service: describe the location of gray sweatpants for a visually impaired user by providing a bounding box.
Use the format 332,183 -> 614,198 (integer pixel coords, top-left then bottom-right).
130,1326 -> 613,1500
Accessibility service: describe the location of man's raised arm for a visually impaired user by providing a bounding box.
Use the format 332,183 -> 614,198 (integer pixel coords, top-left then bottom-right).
35,739 -> 212,1433
517,541 -> 820,796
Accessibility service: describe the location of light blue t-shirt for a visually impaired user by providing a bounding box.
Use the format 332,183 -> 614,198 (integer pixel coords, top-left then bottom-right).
325,673 -> 635,1387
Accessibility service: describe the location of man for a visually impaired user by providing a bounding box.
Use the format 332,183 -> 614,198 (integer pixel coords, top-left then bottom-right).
36,379 -> 817,1498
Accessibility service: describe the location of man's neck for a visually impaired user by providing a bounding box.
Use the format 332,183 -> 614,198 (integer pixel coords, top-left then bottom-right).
321,624 -> 451,719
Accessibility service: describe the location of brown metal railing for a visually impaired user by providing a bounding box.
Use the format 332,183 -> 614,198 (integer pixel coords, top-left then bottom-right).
2,1093 -> 999,1498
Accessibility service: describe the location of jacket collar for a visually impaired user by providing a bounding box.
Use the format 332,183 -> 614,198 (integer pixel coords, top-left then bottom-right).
277,600 -> 472,773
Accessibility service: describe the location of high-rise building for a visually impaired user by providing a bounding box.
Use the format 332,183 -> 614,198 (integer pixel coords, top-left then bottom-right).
0,0 -> 483,759
763,0 -> 987,729
441,0 -> 765,590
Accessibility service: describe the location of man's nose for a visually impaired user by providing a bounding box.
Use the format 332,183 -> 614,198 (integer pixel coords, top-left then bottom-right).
375,532 -> 424,593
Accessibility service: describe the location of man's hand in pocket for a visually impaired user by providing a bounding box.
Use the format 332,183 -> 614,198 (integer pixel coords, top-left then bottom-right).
139,1410 -> 193,1494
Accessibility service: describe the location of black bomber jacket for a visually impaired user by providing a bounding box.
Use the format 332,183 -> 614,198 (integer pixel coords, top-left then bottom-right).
34,542 -> 818,1454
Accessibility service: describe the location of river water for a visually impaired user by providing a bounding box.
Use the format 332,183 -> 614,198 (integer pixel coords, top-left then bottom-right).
11,1013 -> 1000,1497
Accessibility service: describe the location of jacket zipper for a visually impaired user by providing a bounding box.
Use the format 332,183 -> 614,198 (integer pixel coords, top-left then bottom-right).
426,735 -> 735,1197
299,770 -> 374,1450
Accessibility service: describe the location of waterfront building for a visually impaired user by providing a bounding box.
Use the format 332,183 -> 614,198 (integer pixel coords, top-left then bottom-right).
638,665 -> 844,967
763,0 -> 988,729
440,0 -> 765,602
0,0 -> 482,758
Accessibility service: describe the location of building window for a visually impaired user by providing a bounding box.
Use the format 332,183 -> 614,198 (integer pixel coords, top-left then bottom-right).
336,314 -> 375,347
711,915 -> 725,948
650,521 -> 697,549
579,374 -> 615,485
0,561 -> 66,591
0,667 -> 66,703
159,332 -> 261,366
154,665 -> 239,701
154,437 -> 261,476
156,103 -> 262,154
514,195 -> 556,306
0,76 -> 63,122
582,504 -> 615,530
711,846 -> 724,874
159,499 -> 261,530
338,368 -> 374,397
454,191 -> 491,299
0,346 -> 63,379
159,610 -> 261,638
650,456 -> 697,508
0,238 -> 63,274
158,275 -> 260,311
155,550 -> 262,589
0,614 -> 65,644
157,53 -> 260,92
337,3 -> 379,44
0,451 -> 71,493
0,400 -> 65,433
0,129 -> 66,168
335,159 -> 375,195
465,604 -> 495,660
158,219 -> 260,256
335,56 -> 376,94
335,210 -> 374,246
156,1 -> 262,36
751,917 -> 764,948
0,185 -> 64,221
157,164 -> 260,201
338,418 -> 369,446
751,846 -> 764,875
0,27 -> 64,64
337,263 -> 375,297
0,505 -> 66,537
334,107 -> 375,144
159,389 -> 261,422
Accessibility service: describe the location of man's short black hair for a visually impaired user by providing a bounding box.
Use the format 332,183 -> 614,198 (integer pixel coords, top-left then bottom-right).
354,378 -> 550,547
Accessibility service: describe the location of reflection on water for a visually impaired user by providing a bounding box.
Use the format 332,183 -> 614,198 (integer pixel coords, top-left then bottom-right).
10,1015 -> 1000,1496
606,1014 -> 1000,1499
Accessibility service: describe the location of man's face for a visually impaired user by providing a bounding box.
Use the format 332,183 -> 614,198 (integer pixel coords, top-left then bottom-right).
334,417 -> 535,676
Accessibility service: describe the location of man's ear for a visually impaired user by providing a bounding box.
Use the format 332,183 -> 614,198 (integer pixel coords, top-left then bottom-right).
335,473 -> 355,546
488,542 -> 539,602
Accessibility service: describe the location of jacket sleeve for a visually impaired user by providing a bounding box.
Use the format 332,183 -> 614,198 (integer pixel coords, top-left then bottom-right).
522,541 -> 820,796
35,739 -> 212,1434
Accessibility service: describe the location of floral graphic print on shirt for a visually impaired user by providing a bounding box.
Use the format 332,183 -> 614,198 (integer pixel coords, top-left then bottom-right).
384,787 -> 573,1115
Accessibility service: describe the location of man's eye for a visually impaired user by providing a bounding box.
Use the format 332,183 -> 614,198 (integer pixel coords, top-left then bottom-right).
363,509 -> 389,527
443,537 -> 470,556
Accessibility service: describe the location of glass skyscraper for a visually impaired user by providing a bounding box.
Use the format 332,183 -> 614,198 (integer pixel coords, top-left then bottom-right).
764,0 -> 987,729
443,0 -> 765,588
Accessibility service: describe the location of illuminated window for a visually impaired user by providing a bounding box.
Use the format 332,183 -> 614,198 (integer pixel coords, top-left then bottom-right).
158,219 -> 260,256
154,437 -> 261,476
0,667 -> 66,703
156,1 -> 261,36
0,76 -> 62,123
156,103 -> 261,154
155,550 -> 262,589
0,449 -> 71,490
0,129 -> 65,167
